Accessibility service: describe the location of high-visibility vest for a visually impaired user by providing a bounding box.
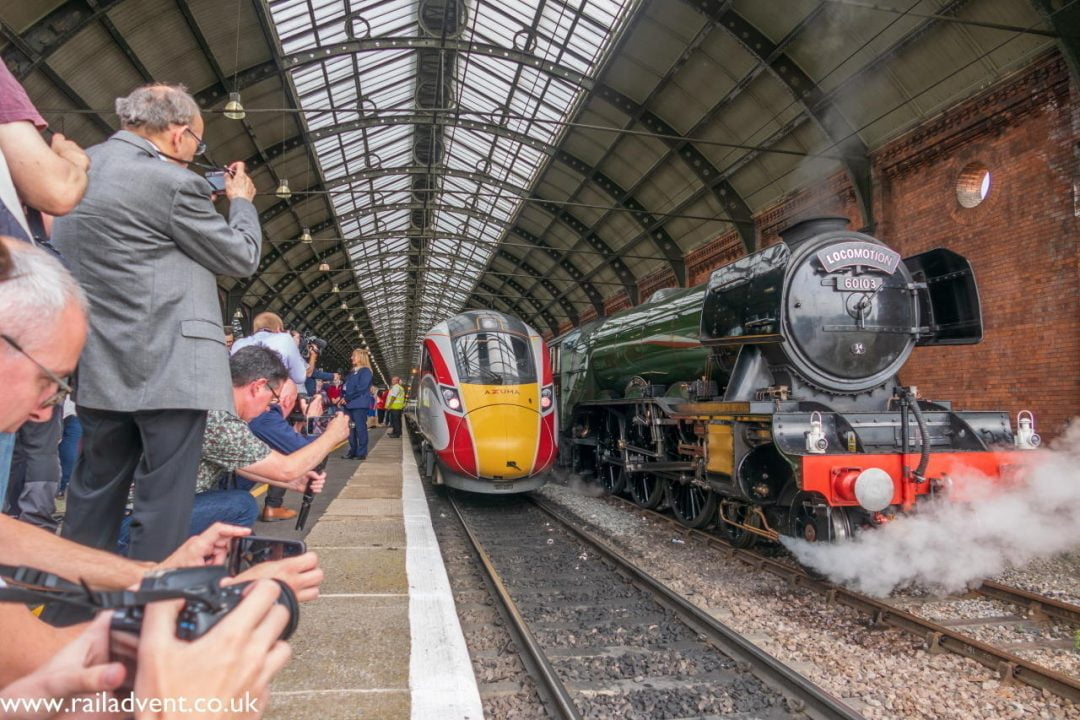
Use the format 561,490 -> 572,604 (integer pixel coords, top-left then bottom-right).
387,384 -> 406,410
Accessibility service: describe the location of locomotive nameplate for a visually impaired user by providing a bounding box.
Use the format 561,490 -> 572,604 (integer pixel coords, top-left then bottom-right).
817,242 -> 901,274
832,276 -> 884,292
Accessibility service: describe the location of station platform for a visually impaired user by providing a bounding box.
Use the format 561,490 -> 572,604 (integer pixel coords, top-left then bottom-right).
265,430 -> 483,720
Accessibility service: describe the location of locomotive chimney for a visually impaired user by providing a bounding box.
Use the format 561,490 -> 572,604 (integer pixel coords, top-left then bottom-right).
779,215 -> 849,246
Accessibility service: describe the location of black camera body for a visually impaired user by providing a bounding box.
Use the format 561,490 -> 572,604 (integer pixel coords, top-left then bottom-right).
300,333 -> 327,359
110,565 -> 299,641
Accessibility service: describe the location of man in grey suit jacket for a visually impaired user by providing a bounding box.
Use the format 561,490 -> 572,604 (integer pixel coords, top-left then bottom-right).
52,84 -> 261,561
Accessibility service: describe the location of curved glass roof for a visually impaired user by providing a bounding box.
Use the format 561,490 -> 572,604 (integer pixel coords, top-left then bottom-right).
268,0 -> 638,375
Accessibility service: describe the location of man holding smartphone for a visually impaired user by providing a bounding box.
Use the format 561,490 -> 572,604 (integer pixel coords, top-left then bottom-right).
53,83 -> 262,561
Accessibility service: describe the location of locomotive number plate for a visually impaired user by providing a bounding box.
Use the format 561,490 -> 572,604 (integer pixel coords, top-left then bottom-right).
833,276 -> 883,292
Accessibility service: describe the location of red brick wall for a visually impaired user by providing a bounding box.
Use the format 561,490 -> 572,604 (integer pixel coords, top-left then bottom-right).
686,229 -> 745,286
755,171 -> 866,247
603,291 -> 632,315
638,266 -> 677,300
874,52 -> 1078,438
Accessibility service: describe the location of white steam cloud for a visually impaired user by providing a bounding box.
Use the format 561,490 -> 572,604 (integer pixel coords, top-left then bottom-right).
783,419 -> 1080,597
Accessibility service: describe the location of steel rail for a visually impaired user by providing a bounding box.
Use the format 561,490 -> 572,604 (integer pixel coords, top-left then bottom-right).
528,496 -> 865,720
598,492 -> 1080,704
446,495 -> 582,720
976,580 -> 1080,627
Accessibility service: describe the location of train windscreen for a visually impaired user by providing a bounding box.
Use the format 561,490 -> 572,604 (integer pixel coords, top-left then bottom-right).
453,332 -> 536,385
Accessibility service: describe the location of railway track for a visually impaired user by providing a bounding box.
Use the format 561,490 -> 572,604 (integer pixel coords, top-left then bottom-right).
446,492 -> 865,720
581,489 -> 1080,705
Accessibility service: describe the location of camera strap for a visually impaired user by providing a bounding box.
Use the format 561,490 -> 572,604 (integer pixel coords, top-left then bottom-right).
0,565 -> 221,612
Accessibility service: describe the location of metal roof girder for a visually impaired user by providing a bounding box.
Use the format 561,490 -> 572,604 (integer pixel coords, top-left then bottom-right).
691,1 -> 873,228
554,149 -> 685,285
280,37 -> 592,90
593,83 -> 756,252
534,197 -> 638,306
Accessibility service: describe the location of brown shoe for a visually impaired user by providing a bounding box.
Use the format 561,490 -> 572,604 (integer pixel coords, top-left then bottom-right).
260,506 -> 298,522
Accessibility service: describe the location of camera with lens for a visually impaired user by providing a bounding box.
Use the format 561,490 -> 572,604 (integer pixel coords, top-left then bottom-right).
110,565 -> 299,641
300,332 -> 327,359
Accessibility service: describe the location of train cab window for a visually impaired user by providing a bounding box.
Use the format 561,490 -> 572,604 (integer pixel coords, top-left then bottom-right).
453,332 -> 536,385
420,347 -> 434,376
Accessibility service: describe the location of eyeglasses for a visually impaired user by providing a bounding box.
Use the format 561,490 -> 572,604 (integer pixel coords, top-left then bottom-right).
184,127 -> 207,156
1,333 -> 73,408
265,380 -> 281,404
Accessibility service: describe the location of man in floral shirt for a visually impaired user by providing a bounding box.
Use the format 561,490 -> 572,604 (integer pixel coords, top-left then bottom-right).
120,347 -> 348,547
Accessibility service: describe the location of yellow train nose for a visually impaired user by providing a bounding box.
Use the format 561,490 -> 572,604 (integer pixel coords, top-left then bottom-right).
465,404 -> 539,480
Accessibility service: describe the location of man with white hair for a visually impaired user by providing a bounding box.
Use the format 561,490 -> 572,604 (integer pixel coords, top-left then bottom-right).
0,240 -> 85,450
52,83 -> 261,561
0,238 -> 318,711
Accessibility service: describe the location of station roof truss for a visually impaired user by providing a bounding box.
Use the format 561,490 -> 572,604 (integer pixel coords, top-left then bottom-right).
0,0 -> 1061,378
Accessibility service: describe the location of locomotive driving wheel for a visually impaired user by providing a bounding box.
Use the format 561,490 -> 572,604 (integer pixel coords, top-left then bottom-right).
717,500 -> 759,548
601,463 -> 626,495
628,471 -> 666,509
789,492 -> 853,543
625,405 -> 664,508
597,411 -> 627,495
668,480 -> 718,528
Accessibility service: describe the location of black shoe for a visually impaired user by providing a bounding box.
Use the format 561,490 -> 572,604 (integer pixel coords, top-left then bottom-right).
341,453 -> 356,459
356,455 -> 367,460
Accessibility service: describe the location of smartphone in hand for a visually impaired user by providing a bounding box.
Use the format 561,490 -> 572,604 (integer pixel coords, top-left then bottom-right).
206,170 -> 228,194
227,536 -> 307,575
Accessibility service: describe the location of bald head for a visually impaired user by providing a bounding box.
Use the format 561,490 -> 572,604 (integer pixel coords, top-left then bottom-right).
278,378 -> 299,417
252,312 -> 285,333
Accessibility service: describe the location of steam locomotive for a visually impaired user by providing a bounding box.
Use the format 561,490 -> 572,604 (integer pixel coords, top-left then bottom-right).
409,310 -> 557,493
551,217 -> 1038,544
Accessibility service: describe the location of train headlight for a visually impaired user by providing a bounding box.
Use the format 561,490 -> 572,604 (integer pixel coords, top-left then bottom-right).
441,386 -> 462,411
854,468 -> 894,512
540,384 -> 554,412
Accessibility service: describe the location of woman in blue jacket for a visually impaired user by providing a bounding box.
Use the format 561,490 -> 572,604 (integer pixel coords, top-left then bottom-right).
342,348 -> 373,459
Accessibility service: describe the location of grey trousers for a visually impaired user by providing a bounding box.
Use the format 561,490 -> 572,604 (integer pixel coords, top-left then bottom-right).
61,407 -> 206,562
6,406 -> 62,530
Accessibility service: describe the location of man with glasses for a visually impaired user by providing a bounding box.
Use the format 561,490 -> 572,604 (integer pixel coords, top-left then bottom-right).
2,332 -> 74,529
0,238 -> 322,714
116,346 -> 349,542
51,83 -> 261,560
0,240 -> 86,504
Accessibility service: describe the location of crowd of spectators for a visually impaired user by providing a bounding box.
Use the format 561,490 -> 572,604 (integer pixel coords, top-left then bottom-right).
0,74 -> 381,718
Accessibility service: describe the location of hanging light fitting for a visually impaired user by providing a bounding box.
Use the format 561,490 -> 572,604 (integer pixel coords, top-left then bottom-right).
275,178 -> 291,200
224,92 -> 246,120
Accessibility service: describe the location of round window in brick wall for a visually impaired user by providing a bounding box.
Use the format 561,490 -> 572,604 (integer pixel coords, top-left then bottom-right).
956,162 -> 991,208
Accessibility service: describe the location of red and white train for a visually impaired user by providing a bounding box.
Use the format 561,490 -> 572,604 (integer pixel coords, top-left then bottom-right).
407,310 -> 558,493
